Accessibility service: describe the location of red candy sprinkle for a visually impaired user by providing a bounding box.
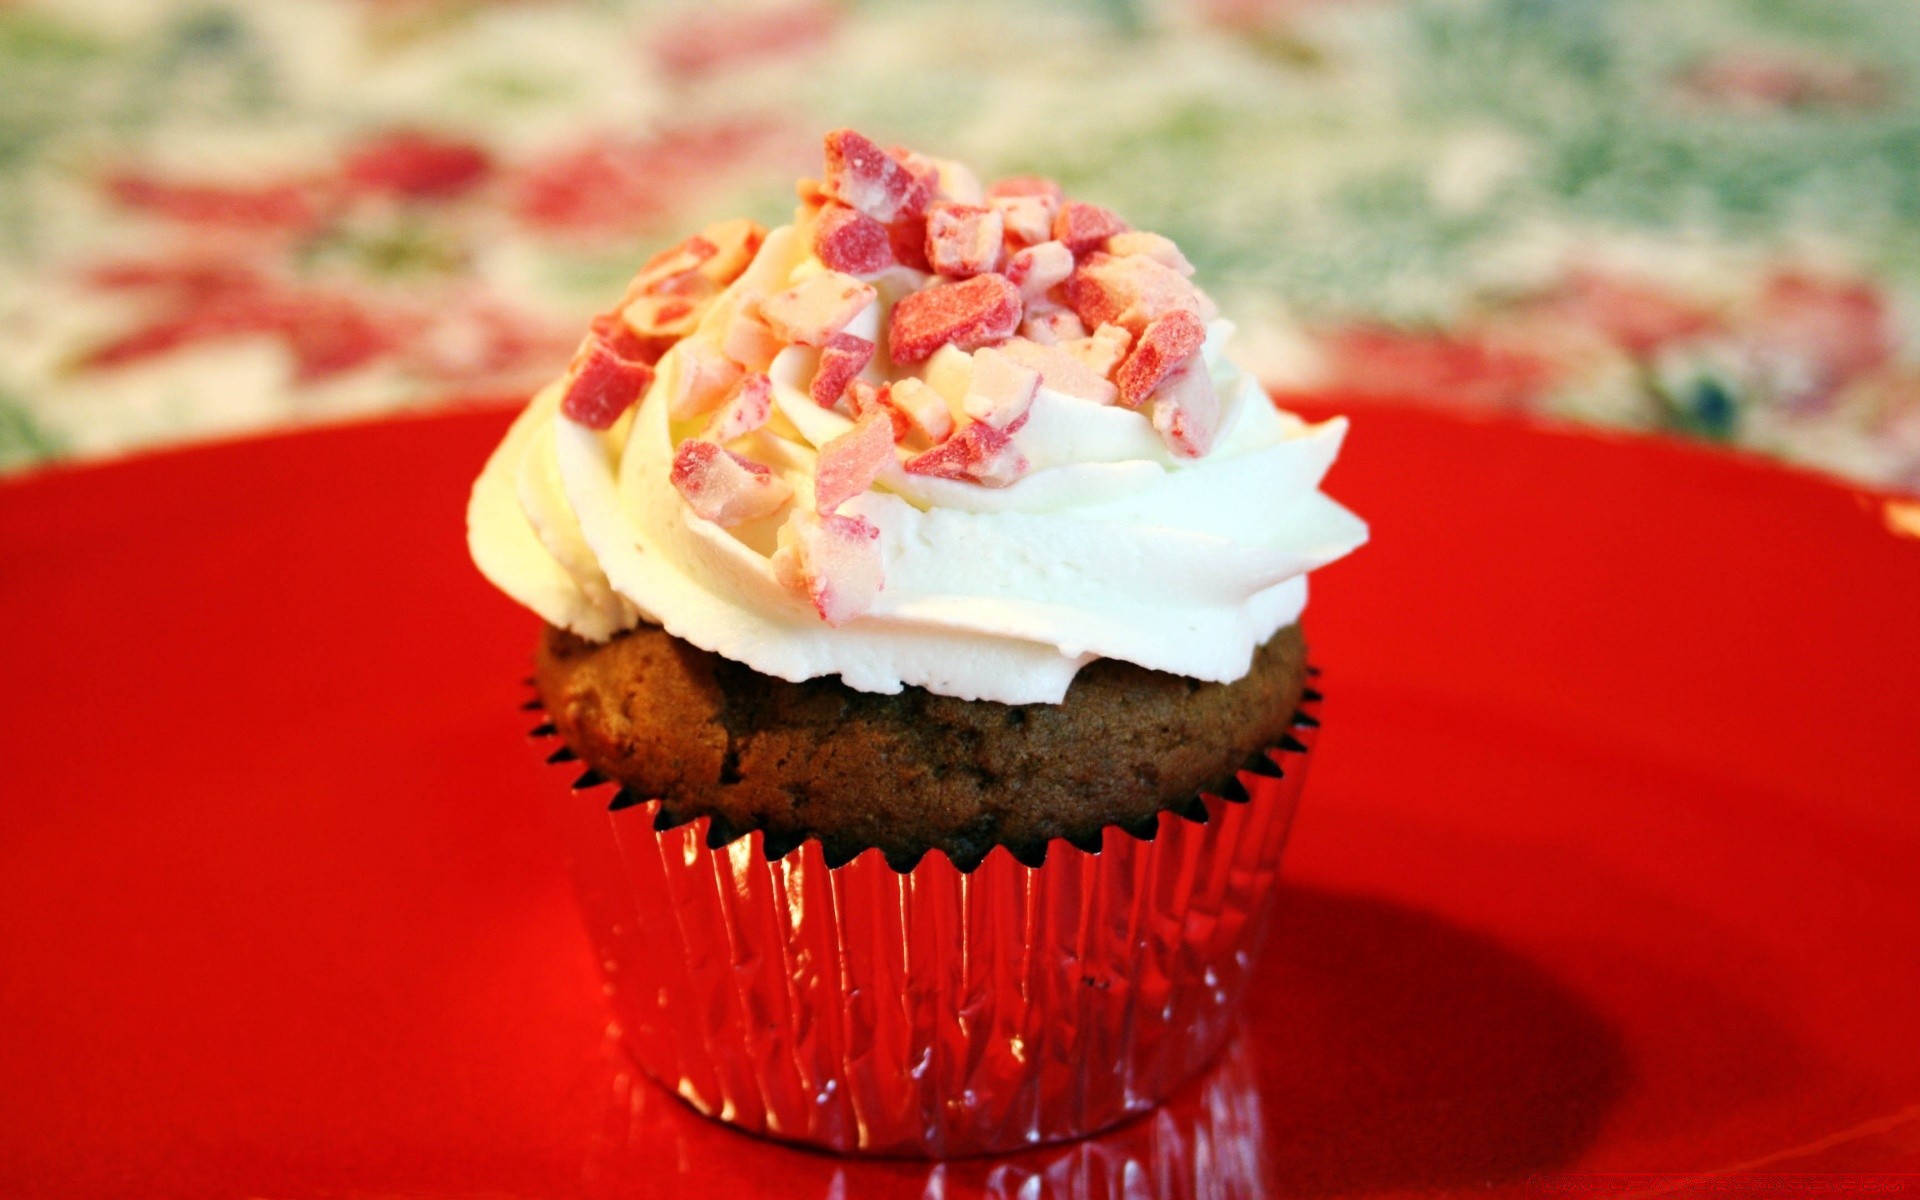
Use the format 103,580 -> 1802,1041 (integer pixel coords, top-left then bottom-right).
1114,310 -> 1206,408
990,194 -> 1057,246
1004,240 -> 1074,301
773,509 -> 884,625
814,411 -> 896,514
843,378 -> 898,430
700,372 -> 774,442
823,129 -> 933,223
696,218 -> 765,287
924,201 -> 1003,278
998,337 -> 1118,405
1020,309 -> 1088,345
810,332 -> 875,408
881,378 -> 955,446
1065,251 -> 1203,335
1147,358 -> 1220,459
813,204 -> 895,277
887,213 -> 932,273
962,346 -> 1041,431
1052,201 -> 1128,254
665,339 -> 745,420
759,271 -> 876,347
626,235 -> 719,299
720,306 -> 784,371
902,419 -> 1029,487
887,273 -> 1023,363
670,440 -> 793,526
559,330 -> 654,429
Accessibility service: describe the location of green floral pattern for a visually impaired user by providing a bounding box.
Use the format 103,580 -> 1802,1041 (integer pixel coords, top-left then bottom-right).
2,0 -> 1916,490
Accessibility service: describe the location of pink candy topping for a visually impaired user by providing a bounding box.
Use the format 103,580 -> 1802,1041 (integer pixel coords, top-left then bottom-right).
812,204 -> 894,277
559,329 -> 654,429
887,273 -> 1023,363
810,332 -> 875,409
772,509 -> 884,626
699,372 -> 773,442
758,271 -> 876,346
1113,310 -> 1205,408
924,202 -> 1003,278
962,346 -> 1040,431
670,440 -> 793,526
823,129 -> 933,224
1052,201 -> 1128,254
903,420 -> 1029,488
814,411 -> 896,514
562,130 -> 1240,623
1146,361 -> 1221,460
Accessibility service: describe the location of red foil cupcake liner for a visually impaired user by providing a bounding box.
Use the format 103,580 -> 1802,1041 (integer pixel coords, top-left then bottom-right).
532,674 -> 1322,1158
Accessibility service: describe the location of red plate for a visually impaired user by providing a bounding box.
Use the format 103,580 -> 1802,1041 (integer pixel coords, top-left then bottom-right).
3,403 -> 1918,1197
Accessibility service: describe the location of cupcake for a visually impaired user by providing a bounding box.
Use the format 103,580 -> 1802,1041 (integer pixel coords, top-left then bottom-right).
469,130 -> 1366,1156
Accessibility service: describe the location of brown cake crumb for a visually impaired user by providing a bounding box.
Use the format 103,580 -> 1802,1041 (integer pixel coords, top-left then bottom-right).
534,622 -> 1309,870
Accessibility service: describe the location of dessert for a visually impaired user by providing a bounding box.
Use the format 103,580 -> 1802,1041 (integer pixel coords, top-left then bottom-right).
468,130 -> 1365,1155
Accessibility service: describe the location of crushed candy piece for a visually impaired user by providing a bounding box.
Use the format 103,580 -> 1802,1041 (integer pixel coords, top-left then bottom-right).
810,332 -> 875,408
998,337 -> 1119,405
590,309 -> 659,364
697,218 -> 766,286
823,129 -> 933,223
924,202 -> 1003,278
1114,310 -> 1205,408
887,213 -> 932,273
843,377 -> 897,429
759,271 -> 876,346
720,305 -> 785,371
962,346 -> 1041,431
889,146 -> 951,202
665,339 -> 745,419
1146,356 -> 1220,459
887,273 -> 1023,363
1020,309 -> 1089,345
921,153 -> 984,205
670,440 -> 793,525
903,419 -> 1029,487
882,377 -> 956,446
813,204 -> 894,277
1004,240 -> 1074,302
1065,251 -> 1204,335
1069,321 -> 1134,379
620,293 -> 703,340
560,330 -> 654,429
990,194 -> 1057,246
700,372 -> 773,442
1053,201 -> 1128,254
772,508 -> 884,625
1105,230 -> 1193,276
814,411 -> 896,513
626,235 -> 718,299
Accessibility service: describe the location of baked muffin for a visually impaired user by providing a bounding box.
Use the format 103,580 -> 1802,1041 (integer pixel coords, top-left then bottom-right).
535,621 -> 1310,871
469,130 -> 1364,1156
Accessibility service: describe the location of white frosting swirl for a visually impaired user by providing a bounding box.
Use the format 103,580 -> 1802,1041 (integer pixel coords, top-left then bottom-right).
469,223 -> 1367,704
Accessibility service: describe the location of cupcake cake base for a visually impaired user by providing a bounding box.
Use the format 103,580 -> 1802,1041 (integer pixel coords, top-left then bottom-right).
529,651 -> 1322,1158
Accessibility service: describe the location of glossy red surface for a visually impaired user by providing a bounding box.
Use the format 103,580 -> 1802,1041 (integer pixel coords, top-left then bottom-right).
2,404 -> 1918,1197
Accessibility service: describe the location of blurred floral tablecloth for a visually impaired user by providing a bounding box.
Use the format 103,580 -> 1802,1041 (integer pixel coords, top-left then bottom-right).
4,0 -> 1919,491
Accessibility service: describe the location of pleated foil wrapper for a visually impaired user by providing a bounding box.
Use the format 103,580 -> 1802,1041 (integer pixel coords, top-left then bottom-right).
530,674 -> 1322,1159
